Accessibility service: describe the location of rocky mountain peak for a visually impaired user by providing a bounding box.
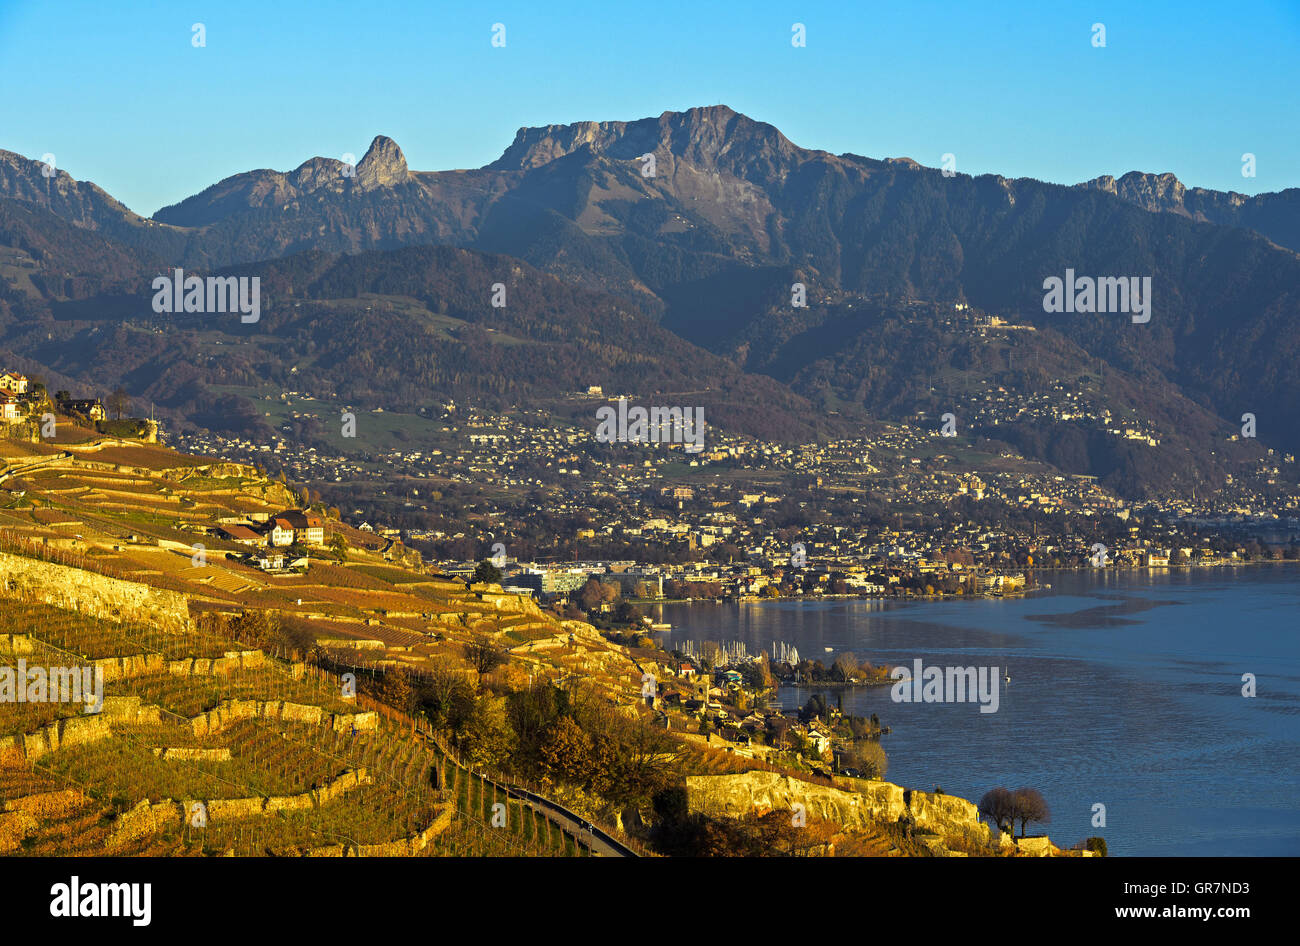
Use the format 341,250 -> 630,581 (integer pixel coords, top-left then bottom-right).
487,105 -> 803,180
1079,170 -> 1187,212
355,135 -> 410,189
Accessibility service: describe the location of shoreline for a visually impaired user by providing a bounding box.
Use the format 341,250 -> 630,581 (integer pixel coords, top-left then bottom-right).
635,559 -> 1299,608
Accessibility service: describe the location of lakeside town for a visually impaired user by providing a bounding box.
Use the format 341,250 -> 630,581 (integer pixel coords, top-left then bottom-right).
8,365 -> 1299,616
152,384 -> 1299,611
10,361 -> 1295,800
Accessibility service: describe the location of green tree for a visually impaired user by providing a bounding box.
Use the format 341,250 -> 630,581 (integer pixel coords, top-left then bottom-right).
472,559 -> 503,585
800,693 -> 830,723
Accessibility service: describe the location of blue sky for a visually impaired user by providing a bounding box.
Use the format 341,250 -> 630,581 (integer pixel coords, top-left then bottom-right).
2,0 -> 1297,216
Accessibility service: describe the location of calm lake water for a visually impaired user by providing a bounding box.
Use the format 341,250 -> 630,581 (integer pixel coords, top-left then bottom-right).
652,566 -> 1300,856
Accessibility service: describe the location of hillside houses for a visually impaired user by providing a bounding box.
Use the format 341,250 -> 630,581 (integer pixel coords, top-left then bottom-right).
56,394 -> 106,422
0,371 -> 29,395
217,524 -> 264,546
217,509 -> 327,555
1,371 -> 36,426
171,389 -> 1300,595
0,370 -> 47,430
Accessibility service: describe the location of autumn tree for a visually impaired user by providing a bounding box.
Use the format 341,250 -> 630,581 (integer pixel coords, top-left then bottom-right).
577,576 -> 619,612
375,667 -> 415,715
456,694 -> 517,769
536,716 -> 592,785
840,739 -> 888,779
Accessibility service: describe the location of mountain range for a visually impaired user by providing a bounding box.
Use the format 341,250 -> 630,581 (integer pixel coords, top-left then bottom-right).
2,105 -> 1297,499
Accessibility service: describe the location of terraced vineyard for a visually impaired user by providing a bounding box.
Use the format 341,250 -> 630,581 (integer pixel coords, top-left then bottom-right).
0,596 -> 590,857
0,437 -> 632,858
435,751 -> 587,857
0,599 -> 233,661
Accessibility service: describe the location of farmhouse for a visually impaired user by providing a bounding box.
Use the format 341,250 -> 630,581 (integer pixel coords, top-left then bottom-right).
266,516 -> 296,547
276,509 -> 325,545
248,550 -> 286,571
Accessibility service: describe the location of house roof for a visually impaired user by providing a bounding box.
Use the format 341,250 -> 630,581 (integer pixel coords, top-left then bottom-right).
220,525 -> 262,541
278,509 -> 323,529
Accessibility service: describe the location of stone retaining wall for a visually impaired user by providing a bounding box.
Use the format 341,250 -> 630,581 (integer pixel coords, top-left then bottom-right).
105,767 -> 373,848
186,698 -> 378,738
0,551 -> 190,631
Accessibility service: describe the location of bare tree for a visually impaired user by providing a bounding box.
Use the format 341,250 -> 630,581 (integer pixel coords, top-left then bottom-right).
108,387 -> 130,420
422,658 -> 475,730
464,631 -> 508,678
832,651 -> 859,682
697,640 -> 721,671
1011,787 -> 1051,837
978,786 -> 1016,837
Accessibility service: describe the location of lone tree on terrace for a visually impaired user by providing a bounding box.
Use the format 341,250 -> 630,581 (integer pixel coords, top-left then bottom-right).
1011,787 -> 1051,837
108,386 -> 129,420
979,786 -> 1052,839
978,786 -> 1017,837
472,559 -> 503,585
464,631 -> 508,679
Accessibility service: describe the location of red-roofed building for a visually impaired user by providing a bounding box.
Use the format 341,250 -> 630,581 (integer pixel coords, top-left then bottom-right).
219,524 -> 265,546
0,372 -> 28,396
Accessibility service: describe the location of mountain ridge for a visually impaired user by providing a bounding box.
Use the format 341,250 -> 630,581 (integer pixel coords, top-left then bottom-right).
3,106 -> 1300,496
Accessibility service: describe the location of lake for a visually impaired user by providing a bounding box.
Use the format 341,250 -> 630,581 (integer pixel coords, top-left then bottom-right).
651,566 -> 1300,856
